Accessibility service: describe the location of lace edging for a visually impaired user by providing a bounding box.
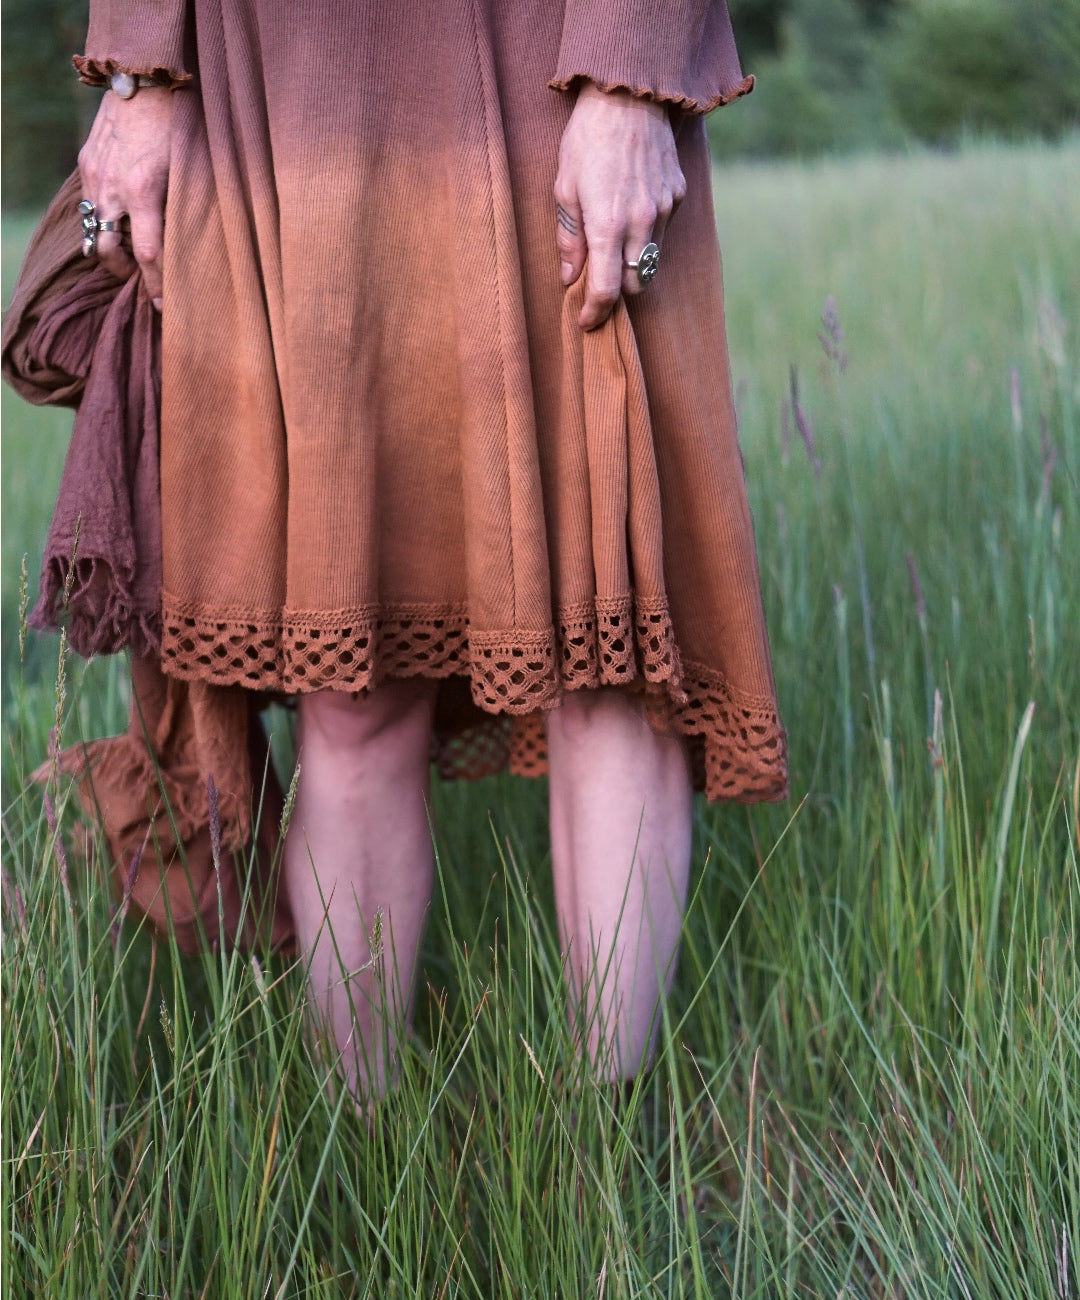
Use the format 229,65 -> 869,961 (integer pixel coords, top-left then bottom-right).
666,659 -> 788,803
501,658 -> 788,804
160,594 -> 788,803
160,593 -> 684,712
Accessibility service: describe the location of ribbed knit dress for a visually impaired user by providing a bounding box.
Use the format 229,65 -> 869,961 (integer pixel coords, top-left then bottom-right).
75,0 -> 788,806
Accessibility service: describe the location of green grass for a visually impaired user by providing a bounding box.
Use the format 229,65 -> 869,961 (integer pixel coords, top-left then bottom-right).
3,137 -> 1078,1297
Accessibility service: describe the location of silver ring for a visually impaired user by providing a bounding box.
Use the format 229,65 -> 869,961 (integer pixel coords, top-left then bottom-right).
78,198 -> 98,257
624,241 -> 660,286
97,219 -> 128,234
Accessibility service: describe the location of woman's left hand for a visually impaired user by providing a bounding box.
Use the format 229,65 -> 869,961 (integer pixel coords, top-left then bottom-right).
554,83 -> 686,331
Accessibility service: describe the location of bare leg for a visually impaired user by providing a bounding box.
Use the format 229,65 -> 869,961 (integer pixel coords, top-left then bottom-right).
282,680 -> 437,1100
546,690 -> 694,1081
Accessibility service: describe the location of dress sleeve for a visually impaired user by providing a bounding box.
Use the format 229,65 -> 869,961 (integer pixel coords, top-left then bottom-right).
73,0 -> 193,89
549,0 -> 753,115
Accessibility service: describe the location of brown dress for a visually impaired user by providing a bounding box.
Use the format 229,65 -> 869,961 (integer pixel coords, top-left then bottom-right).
11,1 -> 787,949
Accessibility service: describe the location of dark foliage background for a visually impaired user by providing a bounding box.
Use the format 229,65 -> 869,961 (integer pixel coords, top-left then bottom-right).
714,0 -> 1080,157
3,0 -> 1079,206
2,0 -> 95,208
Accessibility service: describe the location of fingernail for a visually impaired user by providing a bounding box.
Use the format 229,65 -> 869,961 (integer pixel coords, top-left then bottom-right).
152,298 -> 163,312
560,261 -> 574,285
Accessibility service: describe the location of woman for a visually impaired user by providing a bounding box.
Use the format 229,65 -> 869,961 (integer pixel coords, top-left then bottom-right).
67,0 -> 786,1096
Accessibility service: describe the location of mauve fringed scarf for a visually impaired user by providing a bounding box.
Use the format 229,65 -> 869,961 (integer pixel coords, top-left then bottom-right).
2,173 -> 293,953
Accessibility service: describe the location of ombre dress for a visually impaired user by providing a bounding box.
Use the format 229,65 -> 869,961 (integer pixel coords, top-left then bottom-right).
8,0 -> 787,948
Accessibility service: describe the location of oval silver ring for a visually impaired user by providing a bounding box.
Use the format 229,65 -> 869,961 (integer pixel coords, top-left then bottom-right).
624,241 -> 661,286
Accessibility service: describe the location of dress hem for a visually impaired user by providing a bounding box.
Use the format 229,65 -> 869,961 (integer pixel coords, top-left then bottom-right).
160,591 -> 788,803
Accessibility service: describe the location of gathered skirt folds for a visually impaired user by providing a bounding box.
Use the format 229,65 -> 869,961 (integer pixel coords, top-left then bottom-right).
115,0 -> 786,803
10,0 -> 788,946
13,0 -> 788,947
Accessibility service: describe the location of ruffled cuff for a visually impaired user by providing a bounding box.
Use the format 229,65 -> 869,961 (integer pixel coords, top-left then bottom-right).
74,0 -> 193,89
550,0 -> 753,114
73,55 -> 192,90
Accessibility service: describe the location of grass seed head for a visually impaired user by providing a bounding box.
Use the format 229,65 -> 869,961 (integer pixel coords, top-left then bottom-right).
789,364 -> 822,481
819,295 -> 848,373
159,997 -> 175,1053
111,845 -> 143,947
18,554 -> 28,663
42,792 -> 69,896
207,773 -> 222,873
61,515 -> 82,610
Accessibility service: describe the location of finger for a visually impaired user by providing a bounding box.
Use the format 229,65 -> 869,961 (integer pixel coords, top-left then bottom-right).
650,167 -> 686,252
621,204 -> 659,299
554,187 -> 586,288
650,189 -> 677,253
579,219 -> 623,330
77,153 -> 123,273
127,191 -> 167,306
93,211 -> 138,284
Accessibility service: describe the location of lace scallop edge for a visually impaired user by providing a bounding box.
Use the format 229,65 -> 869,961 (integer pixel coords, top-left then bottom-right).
160,593 -> 788,804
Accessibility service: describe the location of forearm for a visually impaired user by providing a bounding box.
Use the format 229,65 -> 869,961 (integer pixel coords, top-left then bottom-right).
75,0 -> 193,89
550,0 -> 752,115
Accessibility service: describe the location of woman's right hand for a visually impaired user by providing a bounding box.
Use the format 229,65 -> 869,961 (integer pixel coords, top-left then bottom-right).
78,87 -> 174,310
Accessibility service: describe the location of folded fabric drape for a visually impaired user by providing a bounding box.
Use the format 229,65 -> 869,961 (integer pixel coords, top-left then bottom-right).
3,10 -> 788,942
4,175 -> 292,953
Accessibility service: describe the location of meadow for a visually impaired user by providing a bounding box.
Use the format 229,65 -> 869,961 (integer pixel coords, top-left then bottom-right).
2,137 -> 1078,1298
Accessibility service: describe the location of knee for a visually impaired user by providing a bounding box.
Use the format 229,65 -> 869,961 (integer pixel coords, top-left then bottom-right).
299,680 -> 436,758
546,688 -> 647,748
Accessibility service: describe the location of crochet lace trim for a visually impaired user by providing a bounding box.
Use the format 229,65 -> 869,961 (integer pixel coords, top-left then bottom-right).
500,661 -> 788,804
161,595 -> 787,802
161,594 -> 681,703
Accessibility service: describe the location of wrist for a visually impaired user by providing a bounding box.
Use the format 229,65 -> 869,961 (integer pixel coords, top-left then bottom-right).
576,82 -> 667,121
109,71 -> 173,99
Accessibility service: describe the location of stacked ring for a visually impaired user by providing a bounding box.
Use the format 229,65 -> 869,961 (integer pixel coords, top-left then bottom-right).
78,199 -> 98,257
78,200 -> 129,257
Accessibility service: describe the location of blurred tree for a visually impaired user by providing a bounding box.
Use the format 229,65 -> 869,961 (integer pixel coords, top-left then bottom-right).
721,0 -> 1079,156
789,0 -> 876,88
730,0 -> 903,62
884,0 -> 1080,143
717,0 -> 906,156
729,0 -> 788,58
1009,0 -> 1080,122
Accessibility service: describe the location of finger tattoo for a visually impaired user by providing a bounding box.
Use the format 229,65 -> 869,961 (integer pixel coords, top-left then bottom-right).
556,204 -> 579,235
